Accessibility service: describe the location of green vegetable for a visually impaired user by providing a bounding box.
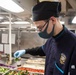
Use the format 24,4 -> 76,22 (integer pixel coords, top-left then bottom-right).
5,70 -> 30,75
15,58 -> 20,61
0,67 -> 9,73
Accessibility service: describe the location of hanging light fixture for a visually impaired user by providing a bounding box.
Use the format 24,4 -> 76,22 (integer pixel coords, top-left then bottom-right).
39,0 -> 59,2
0,0 -> 24,13
72,16 -> 76,24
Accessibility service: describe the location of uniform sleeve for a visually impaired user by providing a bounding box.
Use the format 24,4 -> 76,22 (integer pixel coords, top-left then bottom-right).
25,38 -> 52,56
26,46 -> 45,56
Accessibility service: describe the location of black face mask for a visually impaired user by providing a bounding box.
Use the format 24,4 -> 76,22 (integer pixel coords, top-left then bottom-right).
38,20 -> 55,39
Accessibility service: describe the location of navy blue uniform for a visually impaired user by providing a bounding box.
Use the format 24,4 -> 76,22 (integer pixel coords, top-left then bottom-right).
26,25 -> 76,75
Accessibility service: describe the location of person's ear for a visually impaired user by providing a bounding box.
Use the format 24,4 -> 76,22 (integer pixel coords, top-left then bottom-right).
50,16 -> 56,24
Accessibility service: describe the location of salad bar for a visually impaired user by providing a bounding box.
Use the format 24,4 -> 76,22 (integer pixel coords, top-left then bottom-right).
0,67 -> 29,75
0,57 -> 45,75
0,65 -> 44,75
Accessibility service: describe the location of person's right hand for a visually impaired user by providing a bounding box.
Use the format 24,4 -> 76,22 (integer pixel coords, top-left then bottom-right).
14,50 -> 26,58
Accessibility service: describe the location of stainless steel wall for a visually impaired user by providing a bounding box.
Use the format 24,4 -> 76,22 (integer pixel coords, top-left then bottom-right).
0,30 -> 46,53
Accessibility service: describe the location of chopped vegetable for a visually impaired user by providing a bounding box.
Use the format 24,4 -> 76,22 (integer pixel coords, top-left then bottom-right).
0,67 -> 9,73
15,58 -> 20,61
18,67 -> 44,73
15,57 -> 21,62
5,70 -> 30,75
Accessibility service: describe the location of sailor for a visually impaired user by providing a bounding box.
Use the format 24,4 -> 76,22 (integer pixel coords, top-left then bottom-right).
14,1 -> 76,75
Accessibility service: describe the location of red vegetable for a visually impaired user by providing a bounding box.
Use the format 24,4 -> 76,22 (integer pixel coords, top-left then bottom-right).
18,67 -> 44,73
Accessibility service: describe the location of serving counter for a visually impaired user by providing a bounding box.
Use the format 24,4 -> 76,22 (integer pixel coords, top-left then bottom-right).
0,57 -> 45,75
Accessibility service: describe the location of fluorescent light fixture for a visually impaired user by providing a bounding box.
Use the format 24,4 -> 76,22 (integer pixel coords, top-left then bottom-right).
60,21 -> 65,24
0,21 -> 30,24
72,16 -> 76,24
39,0 -> 59,2
0,0 -> 24,13
30,17 -> 33,20
0,22 -> 14,24
30,25 -> 37,29
0,16 -> 3,19
14,21 -> 30,24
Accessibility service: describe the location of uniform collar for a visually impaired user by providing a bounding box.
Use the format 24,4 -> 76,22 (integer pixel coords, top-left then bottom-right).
53,25 -> 66,41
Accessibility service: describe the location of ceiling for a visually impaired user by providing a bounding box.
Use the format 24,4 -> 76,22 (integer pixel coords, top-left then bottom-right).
0,0 -> 76,30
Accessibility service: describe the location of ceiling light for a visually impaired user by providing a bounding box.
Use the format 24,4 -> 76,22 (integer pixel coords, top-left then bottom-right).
60,21 -> 65,24
0,16 -> 3,19
14,21 -> 30,24
0,0 -> 24,13
72,16 -> 76,24
39,0 -> 59,2
30,17 -> 33,20
0,21 -> 30,25
0,22 -> 14,24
